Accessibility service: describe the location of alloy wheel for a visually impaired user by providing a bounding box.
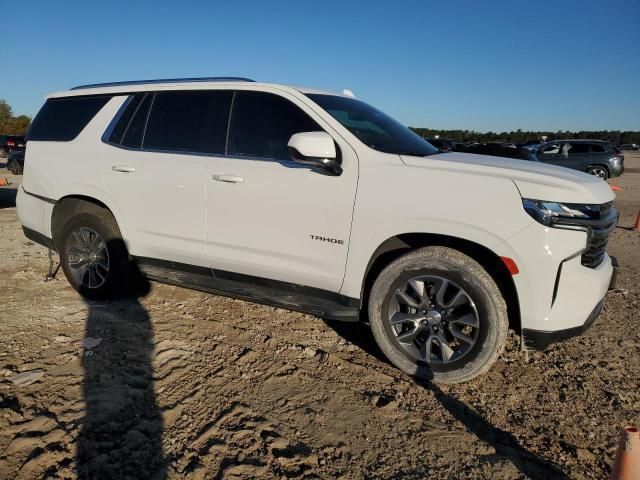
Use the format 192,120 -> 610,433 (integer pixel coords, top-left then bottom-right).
65,227 -> 110,289
588,167 -> 607,178
387,275 -> 480,365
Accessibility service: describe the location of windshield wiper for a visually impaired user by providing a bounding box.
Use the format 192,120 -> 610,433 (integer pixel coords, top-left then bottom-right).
398,150 -> 443,157
397,151 -> 431,157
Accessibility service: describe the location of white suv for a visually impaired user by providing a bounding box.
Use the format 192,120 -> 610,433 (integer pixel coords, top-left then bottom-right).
17,77 -> 618,383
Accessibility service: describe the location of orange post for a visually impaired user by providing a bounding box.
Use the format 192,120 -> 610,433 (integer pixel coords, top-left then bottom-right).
634,211 -> 640,232
610,426 -> 640,480
0,178 -> 10,187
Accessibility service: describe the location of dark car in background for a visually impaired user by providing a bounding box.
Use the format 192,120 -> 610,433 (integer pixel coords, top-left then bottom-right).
454,142 -> 537,162
0,134 -> 26,158
426,138 -> 456,152
6,150 -> 24,175
532,140 -> 623,179
618,143 -> 639,151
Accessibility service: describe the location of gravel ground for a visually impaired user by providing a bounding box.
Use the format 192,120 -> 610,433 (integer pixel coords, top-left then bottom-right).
0,153 -> 638,479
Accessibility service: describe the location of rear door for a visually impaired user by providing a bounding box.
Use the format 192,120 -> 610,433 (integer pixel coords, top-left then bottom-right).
204,90 -> 358,292
102,90 -> 232,267
563,142 -> 591,171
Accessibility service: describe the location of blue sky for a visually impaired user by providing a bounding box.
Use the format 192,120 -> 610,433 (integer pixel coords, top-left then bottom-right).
2,0 -> 638,132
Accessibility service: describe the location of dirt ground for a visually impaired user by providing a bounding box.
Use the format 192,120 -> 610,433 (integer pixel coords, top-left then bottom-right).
0,153 -> 638,480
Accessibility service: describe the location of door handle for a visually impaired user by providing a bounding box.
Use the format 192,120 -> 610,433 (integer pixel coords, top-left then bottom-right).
212,174 -> 244,184
111,165 -> 136,173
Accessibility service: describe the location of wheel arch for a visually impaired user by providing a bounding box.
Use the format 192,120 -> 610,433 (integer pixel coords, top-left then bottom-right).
51,195 -> 119,250
360,232 -> 521,332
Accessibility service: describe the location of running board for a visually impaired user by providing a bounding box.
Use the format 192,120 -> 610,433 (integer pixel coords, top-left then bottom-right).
136,258 -> 360,322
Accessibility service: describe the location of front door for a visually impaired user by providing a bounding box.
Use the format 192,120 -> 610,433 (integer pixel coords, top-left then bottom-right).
205,90 -> 358,292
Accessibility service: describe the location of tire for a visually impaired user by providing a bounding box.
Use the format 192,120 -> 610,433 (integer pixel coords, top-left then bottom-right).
8,160 -> 22,175
58,208 -> 131,300
586,166 -> 609,180
368,246 -> 508,384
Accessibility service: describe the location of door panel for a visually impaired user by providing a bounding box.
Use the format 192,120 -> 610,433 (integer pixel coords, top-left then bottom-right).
102,147 -> 208,266
205,91 -> 358,292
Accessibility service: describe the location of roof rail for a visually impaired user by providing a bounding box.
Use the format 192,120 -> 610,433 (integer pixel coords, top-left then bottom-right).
71,77 -> 256,90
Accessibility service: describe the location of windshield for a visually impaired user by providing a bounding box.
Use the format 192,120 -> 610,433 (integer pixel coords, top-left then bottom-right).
306,94 -> 438,156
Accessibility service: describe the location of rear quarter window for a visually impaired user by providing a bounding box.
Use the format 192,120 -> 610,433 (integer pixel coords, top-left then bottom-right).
27,96 -> 112,141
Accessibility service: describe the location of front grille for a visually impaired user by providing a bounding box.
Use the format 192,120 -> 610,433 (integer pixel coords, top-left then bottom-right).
580,202 -> 617,269
581,235 -> 608,268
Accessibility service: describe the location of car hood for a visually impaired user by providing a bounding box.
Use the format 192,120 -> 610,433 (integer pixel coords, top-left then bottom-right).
401,152 -> 615,204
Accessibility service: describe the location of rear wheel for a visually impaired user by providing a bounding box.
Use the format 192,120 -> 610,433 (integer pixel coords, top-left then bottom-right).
59,209 -> 130,299
7,159 -> 22,175
368,246 -> 508,383
586,166 -> 609,179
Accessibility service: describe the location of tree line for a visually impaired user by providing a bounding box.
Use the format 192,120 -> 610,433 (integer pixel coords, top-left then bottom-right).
410,127 -> 640,145
0,99 -> 32,135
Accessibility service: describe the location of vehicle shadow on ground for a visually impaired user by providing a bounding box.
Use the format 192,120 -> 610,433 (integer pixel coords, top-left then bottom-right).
326,320 -> 570,480
77,251 -> 166,479
0,184 -> 17,209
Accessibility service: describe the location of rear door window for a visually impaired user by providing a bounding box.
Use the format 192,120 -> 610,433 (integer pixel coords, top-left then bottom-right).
589,144 -> 606,153
28,96 -> 112,141
121,94 -> 153,149
567,143 -> 590,155
227,91 -> 321,161
108,93 -> 145,145
143,91 -> 232,154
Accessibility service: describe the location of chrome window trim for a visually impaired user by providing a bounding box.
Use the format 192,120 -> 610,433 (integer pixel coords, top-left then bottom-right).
101,140 -> 309,167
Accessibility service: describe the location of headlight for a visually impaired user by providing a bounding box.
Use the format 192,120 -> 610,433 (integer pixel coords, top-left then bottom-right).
522,198 -> 590,227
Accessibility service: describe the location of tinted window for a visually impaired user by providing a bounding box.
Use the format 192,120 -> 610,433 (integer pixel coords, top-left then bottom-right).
122,94 -> 152,148
540,144 -> 561,154
109,94 -> 144,144
590,144 -> 606,153
307,94 -> 438,156
227,91 -> 321,160
144,91 -> 232,154
567,143 -> 590,154
28,96 -> 111,141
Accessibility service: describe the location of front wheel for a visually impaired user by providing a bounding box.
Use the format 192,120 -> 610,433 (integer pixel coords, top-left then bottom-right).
368,246 -> 508,384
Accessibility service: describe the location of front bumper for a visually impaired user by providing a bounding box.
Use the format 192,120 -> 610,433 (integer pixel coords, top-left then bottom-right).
521,255 -> 618,351
522,300 -> 603,350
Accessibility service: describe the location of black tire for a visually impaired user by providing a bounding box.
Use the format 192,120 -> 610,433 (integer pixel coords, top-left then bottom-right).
59,207 -> 131,300
8,160 -> 22,175
586,166 -> 609,180
368,246 -> 508,384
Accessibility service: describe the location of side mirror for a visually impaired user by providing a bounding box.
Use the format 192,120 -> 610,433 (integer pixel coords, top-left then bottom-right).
288,132 -> 342,175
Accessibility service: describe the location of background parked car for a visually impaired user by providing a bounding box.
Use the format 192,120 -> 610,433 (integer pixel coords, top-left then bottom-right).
618,143 -> 639,150
532,140 -> 624,179
6,150 -> 24,175
453,142 -> 538,161
425,138 -> 456,152
0,135 -> 26,158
